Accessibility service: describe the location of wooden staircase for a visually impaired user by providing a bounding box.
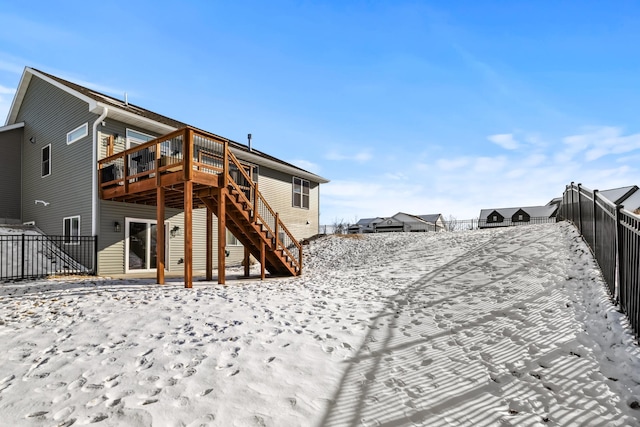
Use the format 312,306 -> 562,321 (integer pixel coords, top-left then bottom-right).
198,150 -> 302,277
98,126 -> 303,285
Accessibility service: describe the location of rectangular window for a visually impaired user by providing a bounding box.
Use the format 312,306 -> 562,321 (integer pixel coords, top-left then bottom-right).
293,177 -> 310,209
492,215 -> 497,222
126,128 -> 155,148
42,144 -> 51,177
63,216 -> 80,245
226,229 -> 240,246
518,214 -> 523,221
67,123 -> 88,145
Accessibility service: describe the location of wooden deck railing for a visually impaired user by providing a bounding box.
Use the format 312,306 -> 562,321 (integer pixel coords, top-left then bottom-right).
98,126 -> 302,273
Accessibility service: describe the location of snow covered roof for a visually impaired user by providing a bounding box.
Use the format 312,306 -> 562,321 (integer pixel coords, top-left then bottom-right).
417,214 -> 443,224
599,186 -> 639,206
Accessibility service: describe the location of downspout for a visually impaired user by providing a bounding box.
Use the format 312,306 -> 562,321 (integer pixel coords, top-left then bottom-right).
92,106 -> 108,237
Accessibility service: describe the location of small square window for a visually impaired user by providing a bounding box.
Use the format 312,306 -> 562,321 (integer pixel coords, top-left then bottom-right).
67,123 -> 88,145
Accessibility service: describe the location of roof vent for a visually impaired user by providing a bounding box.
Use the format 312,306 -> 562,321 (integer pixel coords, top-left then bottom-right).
248,133 -> 252,151
124,92 -> 128,106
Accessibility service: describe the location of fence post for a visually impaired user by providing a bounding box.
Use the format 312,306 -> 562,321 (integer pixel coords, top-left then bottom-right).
570,181 -> 575,224
93,235 -> 98,275
21,233 -> 25,279
615,205 -> 624,305
593,189 -> 598,252
577,183 -> 583,233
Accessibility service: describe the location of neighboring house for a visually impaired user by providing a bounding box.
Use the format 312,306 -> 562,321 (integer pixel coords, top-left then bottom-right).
479,205 -> 558,228
348,218 -> 377,234
347,213 -> 445,233
598,186 -> 639,207
392,212 -> 437,232
0,67 -> 329,286
373,217 -> 405,233
417,214 -> 447,231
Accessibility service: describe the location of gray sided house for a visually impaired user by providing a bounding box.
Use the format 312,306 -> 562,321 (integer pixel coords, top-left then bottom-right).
0,67 -> 329,283
479,205 -> 558,228
347,213 -> 446,233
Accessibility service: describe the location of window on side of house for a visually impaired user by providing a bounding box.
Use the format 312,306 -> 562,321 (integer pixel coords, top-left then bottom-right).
492,215 -> 497,222
66,122 -> 88,145
293,177 -> 310,209
42,144 -> 51,177
518,214 -> 523,221
126,128 -> 155,148
63,216 -> 80,245
226,229 -> 240,246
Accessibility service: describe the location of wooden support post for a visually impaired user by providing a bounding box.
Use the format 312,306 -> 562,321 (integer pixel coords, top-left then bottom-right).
206,207 -> 213,281
217,187 -> 226,285
184,128 -> 193,181
156,186 -> 165,285
260,240 -> 266,280
184,180 -> 193,288
298,245 -> 303,276
244,246 -> 250,278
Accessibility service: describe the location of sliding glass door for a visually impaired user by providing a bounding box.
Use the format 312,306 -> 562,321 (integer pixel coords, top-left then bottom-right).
126,218 -> 169,272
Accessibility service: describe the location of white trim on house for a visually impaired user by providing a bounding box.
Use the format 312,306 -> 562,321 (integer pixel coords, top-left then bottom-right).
41,144 -> 51,178
126,128 -> 155,149
66,122 -> 88,145
63,215 -> 80,245
0,122 -> 25,132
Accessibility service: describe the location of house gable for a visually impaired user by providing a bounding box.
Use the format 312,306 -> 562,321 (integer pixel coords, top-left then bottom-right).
486,210 -> 504,223
512,208 -> 530,223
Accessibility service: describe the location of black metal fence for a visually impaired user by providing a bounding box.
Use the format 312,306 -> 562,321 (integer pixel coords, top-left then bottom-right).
0,234 -> 97,281
560,182 -> 640,339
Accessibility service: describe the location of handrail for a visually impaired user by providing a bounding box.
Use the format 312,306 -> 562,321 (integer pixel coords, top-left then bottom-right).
227,149 -> 302,271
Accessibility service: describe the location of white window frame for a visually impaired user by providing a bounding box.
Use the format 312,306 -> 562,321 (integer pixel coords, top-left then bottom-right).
66,122 -> 88,145
124,217 -> 170,273
292,177 -> 310,209
63,215 -> 81,245
126,128 -> 155,149
41,144 -> 51,178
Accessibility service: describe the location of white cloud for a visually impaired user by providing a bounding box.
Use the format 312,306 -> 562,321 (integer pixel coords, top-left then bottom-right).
487,133 -> 519,150
561,127 -> 640,162
436,157 -> 470,171
326,149 -> 372,163
473,156 -> 507,173
0,85 -> 15,124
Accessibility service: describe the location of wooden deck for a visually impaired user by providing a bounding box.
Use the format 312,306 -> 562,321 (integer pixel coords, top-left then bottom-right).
98,127 -> 302,288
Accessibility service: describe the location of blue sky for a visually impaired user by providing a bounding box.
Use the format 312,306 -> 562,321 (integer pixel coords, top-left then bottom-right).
1,1 -> 640,223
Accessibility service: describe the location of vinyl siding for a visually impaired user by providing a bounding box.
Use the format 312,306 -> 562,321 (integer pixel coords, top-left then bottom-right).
98,120 -> 161,160
16,76 -> 98,235
98,201 -> 244,275
0,127 -> 23,221
257,167 -> 320,240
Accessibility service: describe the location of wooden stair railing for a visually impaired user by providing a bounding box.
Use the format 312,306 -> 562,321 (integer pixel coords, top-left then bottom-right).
224,149 -> 303,275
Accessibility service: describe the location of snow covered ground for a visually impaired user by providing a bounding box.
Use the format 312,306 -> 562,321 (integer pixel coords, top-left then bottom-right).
0,222 -> 639,426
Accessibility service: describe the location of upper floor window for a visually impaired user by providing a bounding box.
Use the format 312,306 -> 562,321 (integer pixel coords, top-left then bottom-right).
67,123 -> 88,145
492,215 -> 497,222
518,214 -> 523,221
293,177 -> 310,209
126,128 -> 155,148
63,215 -> 80,245
42,144 -> 51,177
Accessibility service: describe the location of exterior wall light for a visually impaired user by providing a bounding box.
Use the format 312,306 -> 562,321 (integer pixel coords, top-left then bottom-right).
114,221 -> 121,232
